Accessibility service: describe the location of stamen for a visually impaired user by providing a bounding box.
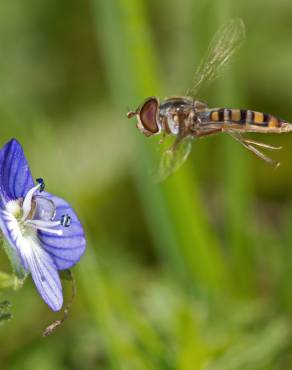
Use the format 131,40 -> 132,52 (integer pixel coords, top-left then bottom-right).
27,223 -> 63,236
61,214 -> 71,227
22,183 -> 42,221
25,219 -> 63,235
36,178 -> 45,192
26,219 -> 61,228
37,227 -> 62,236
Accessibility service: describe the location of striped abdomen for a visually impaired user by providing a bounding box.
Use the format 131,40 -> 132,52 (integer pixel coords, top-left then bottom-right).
208,108 -> 291,132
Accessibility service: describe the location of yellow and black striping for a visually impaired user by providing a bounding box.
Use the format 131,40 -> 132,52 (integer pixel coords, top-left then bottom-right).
209,108 -> 281,128
249,110 -> 281,128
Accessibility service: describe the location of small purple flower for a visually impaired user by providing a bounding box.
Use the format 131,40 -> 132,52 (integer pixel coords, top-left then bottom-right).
0,139 -> 86,311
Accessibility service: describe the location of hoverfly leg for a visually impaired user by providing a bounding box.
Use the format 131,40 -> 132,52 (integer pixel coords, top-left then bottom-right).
228,132 -> 280,168
243,139 -> 282,151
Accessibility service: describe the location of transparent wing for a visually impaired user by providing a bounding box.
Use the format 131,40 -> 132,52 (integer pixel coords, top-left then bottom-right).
154,136 -> 193,183
187,18 -> 246,98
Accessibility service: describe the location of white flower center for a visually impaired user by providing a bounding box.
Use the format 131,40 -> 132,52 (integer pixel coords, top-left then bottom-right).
6,200 -> 22,218
4,182 -> 63,238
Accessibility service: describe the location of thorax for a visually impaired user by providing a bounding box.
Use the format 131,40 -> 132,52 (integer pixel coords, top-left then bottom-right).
158,97 -> 207,135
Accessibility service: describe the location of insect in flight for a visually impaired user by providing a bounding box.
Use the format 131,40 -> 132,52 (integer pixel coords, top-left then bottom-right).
127,19 -> 292,181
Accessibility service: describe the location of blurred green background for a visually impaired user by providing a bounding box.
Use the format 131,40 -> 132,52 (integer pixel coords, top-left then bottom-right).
1,0 -> 292,369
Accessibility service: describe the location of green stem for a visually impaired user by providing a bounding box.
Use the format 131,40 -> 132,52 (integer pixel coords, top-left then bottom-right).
91,0 -> 228,292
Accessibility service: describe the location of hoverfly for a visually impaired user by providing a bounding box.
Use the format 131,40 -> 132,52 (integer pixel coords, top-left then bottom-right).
127,19 -> 292,181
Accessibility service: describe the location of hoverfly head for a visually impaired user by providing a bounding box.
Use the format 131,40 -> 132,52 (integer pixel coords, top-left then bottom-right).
127,97 -> 160,137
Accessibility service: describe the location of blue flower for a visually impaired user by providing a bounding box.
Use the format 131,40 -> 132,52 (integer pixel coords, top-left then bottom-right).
0,139 -> 86,311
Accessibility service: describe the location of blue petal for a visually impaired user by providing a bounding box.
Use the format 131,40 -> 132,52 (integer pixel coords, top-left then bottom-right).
38,193 -> 86,270
0,210 -> 28,276
0,210 -> 63,311
0,139 -> 34,203
22,236 -> 63,311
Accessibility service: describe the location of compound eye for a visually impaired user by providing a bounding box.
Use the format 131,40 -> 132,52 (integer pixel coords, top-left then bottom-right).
139,98 -> 159,134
